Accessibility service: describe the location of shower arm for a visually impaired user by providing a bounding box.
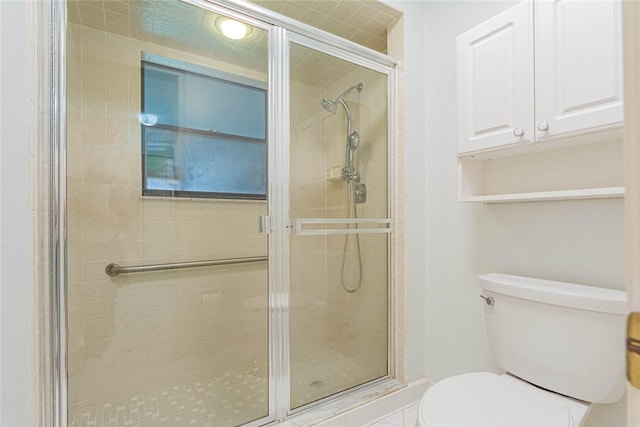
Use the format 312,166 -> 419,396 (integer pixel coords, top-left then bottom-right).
336,83 -> 362,105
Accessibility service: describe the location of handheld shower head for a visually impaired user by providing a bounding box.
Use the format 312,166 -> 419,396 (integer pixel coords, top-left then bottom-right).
320,83 -> 364,181
349,130 -> 360,150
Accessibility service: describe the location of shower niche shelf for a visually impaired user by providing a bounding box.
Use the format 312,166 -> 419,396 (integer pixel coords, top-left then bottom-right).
459,139 -> 625,204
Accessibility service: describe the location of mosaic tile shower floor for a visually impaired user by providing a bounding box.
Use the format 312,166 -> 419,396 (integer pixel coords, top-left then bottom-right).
69,366 -> 269,427
69,349 -> 373,427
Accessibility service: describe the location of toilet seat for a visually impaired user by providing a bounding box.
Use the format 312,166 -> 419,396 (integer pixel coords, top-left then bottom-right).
417,372 -> 590,427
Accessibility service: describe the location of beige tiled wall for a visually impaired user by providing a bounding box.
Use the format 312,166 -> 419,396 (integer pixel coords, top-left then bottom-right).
290,79 -> 330,358
66,22 -> 270,414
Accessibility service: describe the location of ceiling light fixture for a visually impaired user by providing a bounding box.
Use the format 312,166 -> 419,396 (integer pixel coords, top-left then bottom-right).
216,17 -> 251,40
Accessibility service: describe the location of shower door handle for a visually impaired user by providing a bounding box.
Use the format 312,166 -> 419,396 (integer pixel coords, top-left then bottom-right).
291,218 -> 392,235
258,215 -> 271,234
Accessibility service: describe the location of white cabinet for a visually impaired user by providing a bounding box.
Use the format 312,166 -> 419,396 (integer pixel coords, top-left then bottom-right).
456,0 -> 624,203
457,0 -> 623,156
457,0 -> 534,154
534,0 -> 623,141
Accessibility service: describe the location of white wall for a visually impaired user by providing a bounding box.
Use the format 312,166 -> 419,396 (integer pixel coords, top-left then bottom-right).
422,0 -> 519,381
387,0 -> 626,425
0,1 -> 34,425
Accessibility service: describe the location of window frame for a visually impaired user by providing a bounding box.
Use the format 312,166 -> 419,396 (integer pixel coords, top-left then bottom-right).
140,53 -> 268,201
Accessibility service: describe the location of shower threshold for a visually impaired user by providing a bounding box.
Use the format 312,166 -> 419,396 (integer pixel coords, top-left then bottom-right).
280,376 -> 402,426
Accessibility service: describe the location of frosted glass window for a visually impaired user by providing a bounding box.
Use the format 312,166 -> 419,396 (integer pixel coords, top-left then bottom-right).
141,59 -> 267,199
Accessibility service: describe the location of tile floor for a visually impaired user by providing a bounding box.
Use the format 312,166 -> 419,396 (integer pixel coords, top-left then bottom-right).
365,403 -> 419,427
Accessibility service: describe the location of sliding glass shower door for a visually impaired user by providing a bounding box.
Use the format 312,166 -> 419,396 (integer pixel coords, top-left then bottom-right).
288,40 -> 391,409
65,2 -> 271,426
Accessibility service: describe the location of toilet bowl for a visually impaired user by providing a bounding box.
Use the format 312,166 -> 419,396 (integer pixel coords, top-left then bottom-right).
417,372 -> 590,427
416,274 -> 627,427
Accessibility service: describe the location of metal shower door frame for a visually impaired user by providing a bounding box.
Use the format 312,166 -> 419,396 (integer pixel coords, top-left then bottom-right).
280,30 -> 397,417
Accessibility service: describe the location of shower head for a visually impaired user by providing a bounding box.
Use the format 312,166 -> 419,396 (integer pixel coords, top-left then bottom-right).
321,98 -> 338,113
320,82 -> 363,114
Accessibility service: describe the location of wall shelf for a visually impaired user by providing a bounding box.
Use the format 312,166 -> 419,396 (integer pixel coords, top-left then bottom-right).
461,186 -> 625,204
458,140 -> 624,204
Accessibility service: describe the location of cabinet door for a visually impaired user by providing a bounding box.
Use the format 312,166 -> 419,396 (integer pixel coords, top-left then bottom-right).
535,0 -> 623,141
457,0 -> 534,155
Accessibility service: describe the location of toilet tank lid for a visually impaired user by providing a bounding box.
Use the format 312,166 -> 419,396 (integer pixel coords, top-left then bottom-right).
479,273 -> 627,315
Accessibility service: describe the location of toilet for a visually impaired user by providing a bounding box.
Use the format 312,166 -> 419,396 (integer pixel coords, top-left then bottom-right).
417,273 -> 628,427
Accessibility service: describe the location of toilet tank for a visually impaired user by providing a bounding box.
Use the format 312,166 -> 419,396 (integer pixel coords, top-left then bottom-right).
479,273 -> 627,404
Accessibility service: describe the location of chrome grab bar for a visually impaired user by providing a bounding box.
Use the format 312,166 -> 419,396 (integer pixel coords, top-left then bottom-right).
105,256 -> 268,277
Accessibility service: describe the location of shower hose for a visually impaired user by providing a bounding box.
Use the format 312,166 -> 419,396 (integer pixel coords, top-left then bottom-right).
340,178 -> 363,293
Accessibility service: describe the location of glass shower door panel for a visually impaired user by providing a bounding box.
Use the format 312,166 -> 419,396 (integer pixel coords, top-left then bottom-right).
289,43 -> 390,408
289,233 -> 389,408
65,2 -> 270,426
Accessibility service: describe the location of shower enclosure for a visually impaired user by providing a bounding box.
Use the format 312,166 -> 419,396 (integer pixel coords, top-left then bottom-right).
56,0 -> 395,425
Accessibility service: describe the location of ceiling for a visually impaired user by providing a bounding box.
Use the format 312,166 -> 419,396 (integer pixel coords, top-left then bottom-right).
247,0 -> 401,53
66,0 -> 400,88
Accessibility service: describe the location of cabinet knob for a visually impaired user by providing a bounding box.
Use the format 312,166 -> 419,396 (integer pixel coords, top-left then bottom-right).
537,121 -> 550,131
513,127 -> 524,137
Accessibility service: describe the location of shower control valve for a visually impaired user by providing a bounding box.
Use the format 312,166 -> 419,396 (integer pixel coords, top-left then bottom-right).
355,183 -> 367,204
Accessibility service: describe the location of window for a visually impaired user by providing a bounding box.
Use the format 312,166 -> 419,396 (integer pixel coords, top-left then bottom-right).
141,54 -> 267,200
